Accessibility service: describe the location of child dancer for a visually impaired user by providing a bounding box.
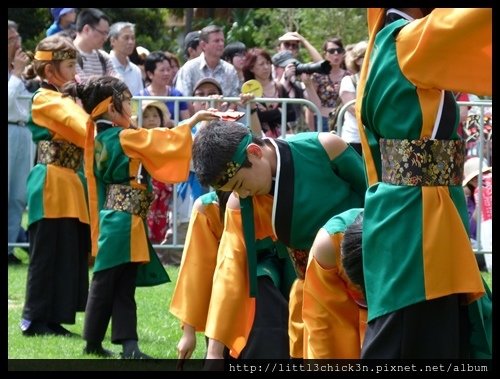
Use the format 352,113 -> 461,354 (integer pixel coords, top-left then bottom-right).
62,75 -> 219,358
21,35 -> 90,337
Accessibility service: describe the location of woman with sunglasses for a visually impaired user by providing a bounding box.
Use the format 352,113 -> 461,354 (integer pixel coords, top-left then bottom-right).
304,37 -> 350,132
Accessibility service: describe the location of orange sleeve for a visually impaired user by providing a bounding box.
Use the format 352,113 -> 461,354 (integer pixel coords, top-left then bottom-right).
120,123 -> 192,183
170,205 -> 222,331
31,90 -> 89,147
204,206 -> 256,358
397,8 -> 491,96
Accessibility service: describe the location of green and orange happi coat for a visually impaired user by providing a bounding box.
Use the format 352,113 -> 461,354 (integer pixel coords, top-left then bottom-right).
27,88 -> 90,227
356,9 -> 491,322
91,122 -> 192,286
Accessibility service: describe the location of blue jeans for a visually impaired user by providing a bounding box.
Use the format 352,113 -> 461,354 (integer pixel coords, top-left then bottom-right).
8,124 -> 35,255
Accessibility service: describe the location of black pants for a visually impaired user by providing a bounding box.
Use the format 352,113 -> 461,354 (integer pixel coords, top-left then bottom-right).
361,295 -> 470,359
83,263 -> 139,344
23,218 -> 89,324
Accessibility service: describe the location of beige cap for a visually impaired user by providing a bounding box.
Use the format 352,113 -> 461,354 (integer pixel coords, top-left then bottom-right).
278,32 -> 300,42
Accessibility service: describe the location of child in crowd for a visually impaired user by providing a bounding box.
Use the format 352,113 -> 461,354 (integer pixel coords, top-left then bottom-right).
21,35 -> 90,337
62,75 -> 219,358
46,8 -> 77,37
463,156 -> 492,273
139,100 -> 173,245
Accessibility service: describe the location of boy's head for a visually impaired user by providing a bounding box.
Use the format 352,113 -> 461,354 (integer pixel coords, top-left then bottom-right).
341,211 -> 364,296
183,30 -> 201,60
193,121 -> 272,197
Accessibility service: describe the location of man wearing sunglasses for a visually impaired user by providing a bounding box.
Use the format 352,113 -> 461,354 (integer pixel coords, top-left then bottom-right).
73,8 -> 118,83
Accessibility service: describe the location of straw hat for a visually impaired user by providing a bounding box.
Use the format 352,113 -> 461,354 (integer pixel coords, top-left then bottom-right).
133,100 -> 170,127
462,157 -> 491,186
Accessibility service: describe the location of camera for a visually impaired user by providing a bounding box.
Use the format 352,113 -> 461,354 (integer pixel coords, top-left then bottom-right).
295,60 -> 331,75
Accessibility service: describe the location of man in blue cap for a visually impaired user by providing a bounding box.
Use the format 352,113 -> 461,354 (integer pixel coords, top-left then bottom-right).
46,8 -> 76,37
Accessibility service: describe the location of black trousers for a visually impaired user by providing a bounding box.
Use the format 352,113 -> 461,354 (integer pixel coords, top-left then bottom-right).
361,294 -> 470,359
23,218 -> 89,324
83,263 -> 139,344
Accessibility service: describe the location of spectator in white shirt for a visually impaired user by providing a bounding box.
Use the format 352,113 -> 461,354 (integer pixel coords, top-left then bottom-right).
108,22 -> 144,95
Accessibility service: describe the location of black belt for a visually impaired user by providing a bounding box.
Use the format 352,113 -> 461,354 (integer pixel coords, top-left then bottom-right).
8,121 -> 26,126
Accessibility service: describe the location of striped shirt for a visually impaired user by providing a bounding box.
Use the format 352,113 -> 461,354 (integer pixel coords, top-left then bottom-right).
76,49 -> 118,83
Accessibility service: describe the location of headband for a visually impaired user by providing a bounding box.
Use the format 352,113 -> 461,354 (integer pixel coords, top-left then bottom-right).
212,133 -> 253,189
34,50 -> 77,61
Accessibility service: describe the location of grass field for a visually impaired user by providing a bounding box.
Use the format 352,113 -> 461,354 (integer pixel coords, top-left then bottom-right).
7,259 -> 207,360
8,249 -> 492,360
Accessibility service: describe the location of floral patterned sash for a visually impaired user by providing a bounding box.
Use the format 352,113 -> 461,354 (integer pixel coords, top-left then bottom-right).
104,184 -> 153,219
380,138 -> 465,186
37,140 -> 83,170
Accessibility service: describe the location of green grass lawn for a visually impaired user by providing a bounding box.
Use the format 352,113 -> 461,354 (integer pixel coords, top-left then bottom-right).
8,263 -> 207,360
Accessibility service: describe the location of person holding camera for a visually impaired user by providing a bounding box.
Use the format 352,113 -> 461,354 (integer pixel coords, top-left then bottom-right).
276,31 -> 322,61
304,37 -> 350,132
271,50 -> 307,134
272,50 -> 332,134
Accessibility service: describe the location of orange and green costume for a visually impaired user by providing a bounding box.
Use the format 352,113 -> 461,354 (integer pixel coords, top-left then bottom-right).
356,8 -> 491,324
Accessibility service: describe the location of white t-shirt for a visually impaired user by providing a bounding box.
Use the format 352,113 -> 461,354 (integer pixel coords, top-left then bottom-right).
339,75 -> 360,144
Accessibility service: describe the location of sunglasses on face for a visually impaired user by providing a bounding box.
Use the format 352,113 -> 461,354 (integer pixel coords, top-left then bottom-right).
326,47 -> 345,55
284,42 -> 299,50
